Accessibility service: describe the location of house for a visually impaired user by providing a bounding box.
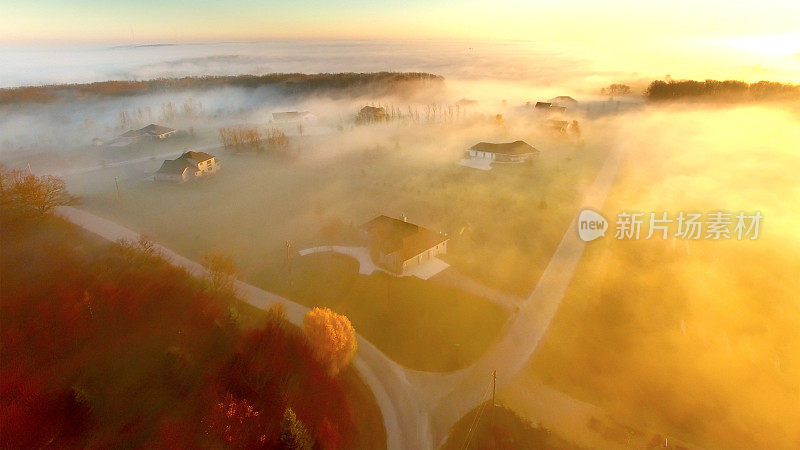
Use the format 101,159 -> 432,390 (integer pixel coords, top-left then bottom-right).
154,151 -> 218,183
92,138 -> 105,147
544,119 -> 581,137
532,102 -> 567,115
548,96 -> 578,109
356,106 -> 389,124
270,111 -> 316,124
113,124 -> 177,146
466,140 -> 539,163
360,215 -> 448,275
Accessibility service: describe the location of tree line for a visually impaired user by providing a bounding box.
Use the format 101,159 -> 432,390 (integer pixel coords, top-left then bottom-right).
0,72 -> 444,106
645,79 -> 800,102
1,178 -> 366,449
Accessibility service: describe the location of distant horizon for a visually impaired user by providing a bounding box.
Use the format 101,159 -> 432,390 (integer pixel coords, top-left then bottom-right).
1,37 -> 798,90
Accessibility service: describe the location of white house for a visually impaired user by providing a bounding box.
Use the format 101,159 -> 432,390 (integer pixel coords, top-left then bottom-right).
466,140 -> 540,163
155,151 -> 218,183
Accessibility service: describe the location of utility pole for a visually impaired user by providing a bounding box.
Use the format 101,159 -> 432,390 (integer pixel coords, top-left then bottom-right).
492,370 -> 497,426
285,240 -> 293,286
114,176 -> 120,201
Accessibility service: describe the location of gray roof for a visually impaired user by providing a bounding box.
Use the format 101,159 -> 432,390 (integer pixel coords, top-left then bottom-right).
119,124 -> 175,138
360,215 -> 448,261
469,140 -> 539,155
180,151 -> 214,163
156,151 -> 214,174
140,124 -> 176,135
156,158 -> 192,175
549,96 -> 577,104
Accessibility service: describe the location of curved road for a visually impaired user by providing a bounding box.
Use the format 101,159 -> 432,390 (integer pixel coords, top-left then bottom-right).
56,144 -> 623,449
55,205 -> 426,450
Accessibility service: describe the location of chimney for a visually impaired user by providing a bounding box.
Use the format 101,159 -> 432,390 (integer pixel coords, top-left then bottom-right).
401,213 -> 408,222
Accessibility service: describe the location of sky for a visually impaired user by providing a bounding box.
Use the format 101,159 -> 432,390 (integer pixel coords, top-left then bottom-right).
0,1 -> 798,86
2,0 -> 800,44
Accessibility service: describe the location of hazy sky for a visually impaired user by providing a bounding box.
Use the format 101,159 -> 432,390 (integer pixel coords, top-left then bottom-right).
2,0 -> 800,44
1,1 -> 798,86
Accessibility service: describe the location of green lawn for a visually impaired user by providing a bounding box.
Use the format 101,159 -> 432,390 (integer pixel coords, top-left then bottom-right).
259,252 -> 508,372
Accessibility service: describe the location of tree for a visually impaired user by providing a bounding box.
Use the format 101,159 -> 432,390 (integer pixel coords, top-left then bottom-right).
204,394 -> 268,449
266,127 -> 289,154
601,83 -> 631,99
302,308 -> 357,377
201,252 -> 238,295
9,173 -> 70,215
280,408 -> 314,450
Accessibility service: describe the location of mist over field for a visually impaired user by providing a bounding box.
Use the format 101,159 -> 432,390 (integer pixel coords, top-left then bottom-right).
2,37 -> 800,449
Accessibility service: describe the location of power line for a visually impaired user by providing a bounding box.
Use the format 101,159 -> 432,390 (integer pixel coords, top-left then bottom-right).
463,374 -> 495,450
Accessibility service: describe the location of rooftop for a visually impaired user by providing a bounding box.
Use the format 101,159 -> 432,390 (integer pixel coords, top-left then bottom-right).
180,151 -> 214,163
156,158 -> 192,174
119,124 -> 176,138
469,140 -> 539,155
361,215 -> 448,261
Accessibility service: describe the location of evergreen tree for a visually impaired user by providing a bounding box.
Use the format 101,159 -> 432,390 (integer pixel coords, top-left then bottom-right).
280,408 -> 314,450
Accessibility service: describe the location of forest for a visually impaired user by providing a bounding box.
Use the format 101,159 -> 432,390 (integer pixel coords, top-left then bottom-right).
0,72 -> 444,106
644,79 -> 800,102
0,171 -> 383,449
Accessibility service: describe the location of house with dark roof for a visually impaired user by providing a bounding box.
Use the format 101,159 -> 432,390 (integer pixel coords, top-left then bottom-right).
360,215 -> 448,275
466,140 -> 539,163
113,124 -> 177,146
532,102 -> 567,115
154,151 -> 218,183
548,96 -> 578,109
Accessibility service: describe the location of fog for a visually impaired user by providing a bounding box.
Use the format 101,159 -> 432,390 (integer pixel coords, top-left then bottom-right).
3,41 -> 800,449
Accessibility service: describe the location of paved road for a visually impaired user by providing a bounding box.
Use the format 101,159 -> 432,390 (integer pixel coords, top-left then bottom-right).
56,143 -> 628,449
414,145 -> 624,447
55,205 -> 429,450
55,142 -> 221,177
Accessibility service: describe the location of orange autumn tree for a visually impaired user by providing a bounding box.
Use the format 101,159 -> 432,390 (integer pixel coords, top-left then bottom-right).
302,308 -> 357,377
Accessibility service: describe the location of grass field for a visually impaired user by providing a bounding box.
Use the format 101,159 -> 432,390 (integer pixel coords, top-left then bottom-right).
64,122 -> 608,370
262,252 -> 508,371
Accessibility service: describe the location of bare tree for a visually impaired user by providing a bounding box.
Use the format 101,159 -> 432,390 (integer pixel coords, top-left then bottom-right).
201,252 -> 238,295
9,173 -> 70,215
